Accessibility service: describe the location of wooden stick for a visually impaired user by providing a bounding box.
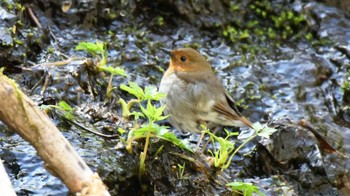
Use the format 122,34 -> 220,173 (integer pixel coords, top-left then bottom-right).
0,159 -> 16,196
0,73 -> 110,195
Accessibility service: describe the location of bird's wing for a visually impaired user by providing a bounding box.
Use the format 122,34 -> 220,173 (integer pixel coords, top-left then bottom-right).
224,92 -> 243,117
212,102 -> 241,120
213,101 -> 253,128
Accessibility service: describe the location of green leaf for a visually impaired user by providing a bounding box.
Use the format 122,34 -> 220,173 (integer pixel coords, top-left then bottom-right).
239,30 -> 250,39
75,41 -> 106,56
150,123 -> 171,136
75,41 -> 105,56
205,130 -> 235,168
118,98 -> 130,118
120,82 -> 145,100
258,126 -> 277,139
144,86 -> 166,100
140,101 -> 168,122
226,182 -> 264,196
99,66 -> 126,76
130,111 -> 145,120
63,112 -> 75,121
140,102 -> 150,120
252,122 -> 277,139
58,101 -> 73,111
133,124 -> 153,136
160,132 -> 192,152
39,104 -> 55,110
153,105 -> 168,121
252,122 -> 264,132
118,128 -> 126,135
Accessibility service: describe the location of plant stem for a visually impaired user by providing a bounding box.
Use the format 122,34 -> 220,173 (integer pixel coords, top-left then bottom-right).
224,133 -> 258,169
127,99 -> 140,109
143,122 -> 152,159
138,121 -> 153,180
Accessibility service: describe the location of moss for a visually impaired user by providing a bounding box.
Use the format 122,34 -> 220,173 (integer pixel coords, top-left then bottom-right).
223,0 -> 311,56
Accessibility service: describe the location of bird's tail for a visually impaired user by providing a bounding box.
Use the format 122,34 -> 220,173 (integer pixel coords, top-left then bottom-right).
239,116 -> 253,129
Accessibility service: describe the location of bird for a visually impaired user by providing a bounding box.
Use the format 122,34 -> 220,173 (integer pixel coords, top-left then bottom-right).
159,47 -> 253,135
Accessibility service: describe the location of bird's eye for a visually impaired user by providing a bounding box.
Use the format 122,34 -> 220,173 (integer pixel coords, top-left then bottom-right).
180,56 -> 187,62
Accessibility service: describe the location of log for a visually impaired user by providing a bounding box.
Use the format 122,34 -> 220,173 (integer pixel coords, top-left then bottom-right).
0,159 -> 16,196
0,73 -> 110,195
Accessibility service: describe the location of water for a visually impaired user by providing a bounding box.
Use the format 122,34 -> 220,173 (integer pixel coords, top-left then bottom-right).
0,0 -> 349,195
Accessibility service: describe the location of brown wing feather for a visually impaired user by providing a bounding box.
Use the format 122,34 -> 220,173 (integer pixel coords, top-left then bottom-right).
213,102 -> 253,128
213,102 -> 241,120
224,92 -> 243,117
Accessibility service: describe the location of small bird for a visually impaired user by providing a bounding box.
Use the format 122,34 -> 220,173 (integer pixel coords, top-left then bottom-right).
159,48 -> 253,135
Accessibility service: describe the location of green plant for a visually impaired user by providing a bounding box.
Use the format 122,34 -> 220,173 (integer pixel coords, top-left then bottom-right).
176,162 -> 186,179
206,127 -> 238,169
119,83 -> 190,152
226,181 -> 264,196
75,41 -> 125,76
119,82 -> 165,118
205,122 -> 277,170
118,82 -> 192,180
156,16 -> 165,26
223,0 -> 310,57
75,41 -> 126,98
40,101 -> 74,120
75,41 -> 107,66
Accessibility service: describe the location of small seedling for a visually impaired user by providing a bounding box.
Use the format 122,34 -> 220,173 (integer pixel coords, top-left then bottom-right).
75,41 -> 126,98
119,82 -> 166,119
206,127 -> 238,169
40,100 -> 74,120
226,181 -> 264,196
205,122 -> 277,170
118,82 -> 192,180
75,41 -> 107,66
176,162 -> 186,179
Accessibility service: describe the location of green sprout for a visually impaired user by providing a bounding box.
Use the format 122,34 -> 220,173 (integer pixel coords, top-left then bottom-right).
76,41 -> 107,66
40,101 -> 74,120
119,82 -> 165,118
176,162 -> 186,179
75,41 -> 126,76
205,122 -> 277,170
206,127 -> 238,169
118,82 -> 191,180
226,181 -> 264,196
156,16 -> 165,26
75,41 -> 126,99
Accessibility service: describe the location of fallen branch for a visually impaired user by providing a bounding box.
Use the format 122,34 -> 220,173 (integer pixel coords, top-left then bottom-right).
0,159 -> 16,196
0,72 -> 110,195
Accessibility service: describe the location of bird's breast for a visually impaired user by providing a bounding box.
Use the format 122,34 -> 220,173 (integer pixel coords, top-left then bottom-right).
159,73 -> 186,94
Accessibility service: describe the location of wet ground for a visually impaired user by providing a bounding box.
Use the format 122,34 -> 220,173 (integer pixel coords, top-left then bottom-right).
0,0 -> 349,195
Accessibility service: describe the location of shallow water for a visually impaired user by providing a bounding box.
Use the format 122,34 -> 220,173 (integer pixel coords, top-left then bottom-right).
0,0 -> 349,195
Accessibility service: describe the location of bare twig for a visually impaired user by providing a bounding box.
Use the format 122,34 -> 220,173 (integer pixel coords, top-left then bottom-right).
300,119 -> 348,158
26,6 -> 42,29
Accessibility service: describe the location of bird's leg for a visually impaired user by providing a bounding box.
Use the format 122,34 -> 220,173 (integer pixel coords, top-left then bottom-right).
195,121 -> 208,152
195,131 -> 206,152
201,126 -> 220,152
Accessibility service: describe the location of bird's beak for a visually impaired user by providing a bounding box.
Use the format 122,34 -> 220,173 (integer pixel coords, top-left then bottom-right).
161,48 -> 174,58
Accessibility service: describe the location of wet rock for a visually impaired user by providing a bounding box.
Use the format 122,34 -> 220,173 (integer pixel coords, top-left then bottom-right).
246,119 -> 349,195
